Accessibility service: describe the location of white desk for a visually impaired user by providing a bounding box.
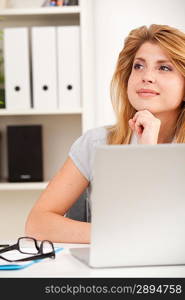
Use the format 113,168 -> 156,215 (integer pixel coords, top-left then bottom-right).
1,243 -> 185,278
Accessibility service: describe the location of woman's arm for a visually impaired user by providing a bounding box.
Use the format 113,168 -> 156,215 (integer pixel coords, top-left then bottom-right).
25,157 -> 90,243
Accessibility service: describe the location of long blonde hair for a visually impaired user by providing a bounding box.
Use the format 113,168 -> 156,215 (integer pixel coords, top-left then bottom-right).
107,24 -> 185,144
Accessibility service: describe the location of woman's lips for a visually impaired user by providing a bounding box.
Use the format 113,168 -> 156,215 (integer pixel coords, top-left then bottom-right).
137,89 -> 160,97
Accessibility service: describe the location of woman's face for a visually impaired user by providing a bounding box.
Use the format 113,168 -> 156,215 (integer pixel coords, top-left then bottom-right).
127,42 -> 185,115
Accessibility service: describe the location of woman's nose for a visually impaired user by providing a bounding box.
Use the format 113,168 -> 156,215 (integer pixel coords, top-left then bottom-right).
142,69 -> 155,83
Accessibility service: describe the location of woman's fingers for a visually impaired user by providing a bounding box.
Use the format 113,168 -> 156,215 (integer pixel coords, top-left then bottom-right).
128,110 -> 161,144
129,118 -> 143,135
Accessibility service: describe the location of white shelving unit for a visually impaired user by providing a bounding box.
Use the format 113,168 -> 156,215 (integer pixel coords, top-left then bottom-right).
0,6 -> 81,16
0,109 -> 83,115
0,181 -> 48,190
0,0 -> 95,239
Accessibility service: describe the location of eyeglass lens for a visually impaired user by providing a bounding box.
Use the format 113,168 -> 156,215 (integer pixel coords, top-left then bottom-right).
19,238 -> 54,255
41,241 -> 54,254
18,237 -> 39,254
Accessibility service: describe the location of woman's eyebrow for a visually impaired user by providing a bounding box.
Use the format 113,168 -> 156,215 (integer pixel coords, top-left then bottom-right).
134,57 -> 172,64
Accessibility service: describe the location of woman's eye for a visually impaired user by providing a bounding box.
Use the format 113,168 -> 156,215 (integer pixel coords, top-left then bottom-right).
159,65 -> 172,71
133,63 -> 143,70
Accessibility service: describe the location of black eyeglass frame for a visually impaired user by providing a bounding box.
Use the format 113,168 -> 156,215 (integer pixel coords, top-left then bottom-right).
0,237 -> 55,263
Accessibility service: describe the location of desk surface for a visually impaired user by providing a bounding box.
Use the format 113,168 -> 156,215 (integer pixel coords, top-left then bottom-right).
1,243 -> 185,278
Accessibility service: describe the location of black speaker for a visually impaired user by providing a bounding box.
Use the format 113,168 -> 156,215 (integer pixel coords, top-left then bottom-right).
7,125 -> 43,182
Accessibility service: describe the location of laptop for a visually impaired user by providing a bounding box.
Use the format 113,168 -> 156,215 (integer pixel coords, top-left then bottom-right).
70,144 -> 185,268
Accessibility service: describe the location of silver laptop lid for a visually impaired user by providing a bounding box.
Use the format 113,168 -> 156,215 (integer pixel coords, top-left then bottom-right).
89,144 -> 185,268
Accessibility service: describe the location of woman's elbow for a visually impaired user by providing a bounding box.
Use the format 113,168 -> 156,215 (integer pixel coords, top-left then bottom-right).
24,210 -> 42,240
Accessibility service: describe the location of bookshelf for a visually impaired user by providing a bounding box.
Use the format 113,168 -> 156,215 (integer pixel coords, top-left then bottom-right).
0,0 -> 95,239
0,181 -> 48,190
0,109 -> 82,115
0,6 -> 81,16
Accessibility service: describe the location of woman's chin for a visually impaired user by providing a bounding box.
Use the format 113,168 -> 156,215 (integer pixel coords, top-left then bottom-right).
132,104 -> 158,113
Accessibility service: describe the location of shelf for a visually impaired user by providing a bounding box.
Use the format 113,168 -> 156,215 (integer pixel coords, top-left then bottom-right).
0,182 -> 49,191
0,6 -> 80,17
0,108 -> 83,116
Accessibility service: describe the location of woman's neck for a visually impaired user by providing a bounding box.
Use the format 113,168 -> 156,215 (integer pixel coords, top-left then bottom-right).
156,110 -> 180,144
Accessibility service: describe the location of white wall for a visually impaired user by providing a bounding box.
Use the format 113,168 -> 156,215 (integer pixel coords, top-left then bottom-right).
93,0 -> 185,127
0,190 -> 42,240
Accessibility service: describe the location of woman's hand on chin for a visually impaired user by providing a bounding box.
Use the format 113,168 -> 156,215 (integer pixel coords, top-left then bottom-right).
128,110 -> 161,144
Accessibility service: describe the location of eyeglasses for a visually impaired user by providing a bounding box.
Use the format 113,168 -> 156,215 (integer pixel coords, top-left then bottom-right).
0,237 -> 55,263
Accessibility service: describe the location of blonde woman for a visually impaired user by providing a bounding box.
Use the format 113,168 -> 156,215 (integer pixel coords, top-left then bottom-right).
25,24 -> 185,243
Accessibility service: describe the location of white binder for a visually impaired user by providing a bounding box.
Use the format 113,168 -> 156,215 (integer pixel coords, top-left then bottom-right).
31,27 -> 58,110
4,27 -> 31,111
57,26 -> 81,110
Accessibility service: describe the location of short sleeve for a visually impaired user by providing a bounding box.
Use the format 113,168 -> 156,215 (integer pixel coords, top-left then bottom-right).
68,127 -> 107,182
68,130 -> 93,181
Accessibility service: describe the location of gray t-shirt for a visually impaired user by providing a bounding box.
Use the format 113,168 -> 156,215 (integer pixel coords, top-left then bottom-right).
68,126 -> 175,214
69,126 -> 108,182
68,126 -> 137,210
